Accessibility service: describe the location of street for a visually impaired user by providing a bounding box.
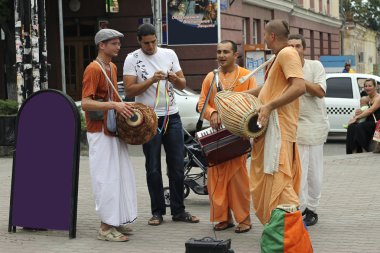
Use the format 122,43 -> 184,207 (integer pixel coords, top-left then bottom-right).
1,135 -> 380,252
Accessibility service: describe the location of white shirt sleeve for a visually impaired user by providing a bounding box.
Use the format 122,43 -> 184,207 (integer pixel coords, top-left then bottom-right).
169,49 -> 182,73
123,54 -> 137,76
313,60 -> 327,93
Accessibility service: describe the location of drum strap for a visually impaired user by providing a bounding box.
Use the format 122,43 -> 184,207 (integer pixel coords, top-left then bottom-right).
94,60 -> 123,102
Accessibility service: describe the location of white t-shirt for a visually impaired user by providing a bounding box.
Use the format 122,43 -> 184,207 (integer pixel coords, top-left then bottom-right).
297,59 -> 329,145
123,47 -> 181,116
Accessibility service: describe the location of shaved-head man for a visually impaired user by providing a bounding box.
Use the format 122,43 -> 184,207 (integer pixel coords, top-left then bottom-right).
246,20 -> 312,251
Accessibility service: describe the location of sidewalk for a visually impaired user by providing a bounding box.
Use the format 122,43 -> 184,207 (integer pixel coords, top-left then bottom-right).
0,151 -> 379,253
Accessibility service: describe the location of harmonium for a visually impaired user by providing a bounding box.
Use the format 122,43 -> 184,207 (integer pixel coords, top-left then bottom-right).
195,126 -> 251,167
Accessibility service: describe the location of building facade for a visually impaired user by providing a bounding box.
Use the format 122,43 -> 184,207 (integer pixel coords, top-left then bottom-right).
344,21 -> 378,74
223,0 -> 341,61
1,0 -> 343,100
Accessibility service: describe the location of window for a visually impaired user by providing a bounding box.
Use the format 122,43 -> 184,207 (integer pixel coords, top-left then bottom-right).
252,19 -> 258,44
310,0 -> 315,10
326,77 -> 353,98
327,0 -> 330,15
358,52 -> 364,63
320,32 -> 323,56
328,33 -> 331,55
357,78 -> 380,94
310,30 -> 315,59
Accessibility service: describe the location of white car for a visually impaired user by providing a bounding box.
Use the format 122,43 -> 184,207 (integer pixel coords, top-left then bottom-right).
77,82 -> 208,133
325,73 -> 380,133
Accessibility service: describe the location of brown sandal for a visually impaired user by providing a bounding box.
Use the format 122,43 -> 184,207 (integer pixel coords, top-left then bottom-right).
213,222 -> 235,231
172,211 -> 200,223
235,223 -> 252,233
148,215 -> 163,226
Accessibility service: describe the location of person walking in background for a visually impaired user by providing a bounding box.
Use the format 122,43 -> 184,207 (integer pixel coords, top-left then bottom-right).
123,23 -> 199,226
82,29 -> 137,242
288,33 -> 329,226
342,62 -> 355,73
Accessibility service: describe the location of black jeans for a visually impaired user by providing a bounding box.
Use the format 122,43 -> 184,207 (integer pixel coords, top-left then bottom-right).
143,113 -> 185,216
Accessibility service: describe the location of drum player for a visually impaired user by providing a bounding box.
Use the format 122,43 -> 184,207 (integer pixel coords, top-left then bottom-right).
82,29 -> 137,242
246,19 -> 306,226
198,40 -> 256,233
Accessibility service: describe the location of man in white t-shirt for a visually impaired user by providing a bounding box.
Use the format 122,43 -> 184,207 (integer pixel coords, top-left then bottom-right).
288,34 -> 329,226
123,23 -> 199,226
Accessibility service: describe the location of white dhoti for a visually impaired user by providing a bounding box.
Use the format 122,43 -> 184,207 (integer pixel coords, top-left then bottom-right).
87,132 -> 137,226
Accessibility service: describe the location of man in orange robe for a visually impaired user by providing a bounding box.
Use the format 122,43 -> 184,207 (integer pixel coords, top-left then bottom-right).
198,40 -> 256,233
246,20 -> 306,225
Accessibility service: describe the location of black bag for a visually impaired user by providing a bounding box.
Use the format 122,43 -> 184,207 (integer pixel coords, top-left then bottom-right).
185,237 -> 234,253
87,99 -> 104,121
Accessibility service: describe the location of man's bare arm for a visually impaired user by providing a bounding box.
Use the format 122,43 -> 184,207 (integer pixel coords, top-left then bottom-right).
168,70 -> 186,90
82,97 -> 134,118
257,78 -> 305,127
245,86 -> 263,97
123,75 -> 155,98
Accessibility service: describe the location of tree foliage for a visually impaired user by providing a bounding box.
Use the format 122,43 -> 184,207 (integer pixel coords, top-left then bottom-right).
343,0 -> 380,31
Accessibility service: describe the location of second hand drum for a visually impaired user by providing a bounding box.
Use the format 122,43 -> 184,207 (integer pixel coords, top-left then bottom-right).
214,91 -> 267,139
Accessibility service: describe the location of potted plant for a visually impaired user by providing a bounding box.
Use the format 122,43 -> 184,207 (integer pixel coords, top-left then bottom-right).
0,99 -> 18,146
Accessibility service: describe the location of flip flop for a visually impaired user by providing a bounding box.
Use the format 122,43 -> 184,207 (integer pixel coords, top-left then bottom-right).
214,222 -> 235,231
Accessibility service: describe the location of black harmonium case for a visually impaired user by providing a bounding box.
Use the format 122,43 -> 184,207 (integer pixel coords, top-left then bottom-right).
185,237 -> 234,253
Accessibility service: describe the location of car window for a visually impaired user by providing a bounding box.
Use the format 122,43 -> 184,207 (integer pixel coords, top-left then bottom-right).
357,77 -> 380,94
326,77 -> 353,99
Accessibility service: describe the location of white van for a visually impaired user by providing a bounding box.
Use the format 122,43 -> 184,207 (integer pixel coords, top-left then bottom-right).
325,73 -> 380,133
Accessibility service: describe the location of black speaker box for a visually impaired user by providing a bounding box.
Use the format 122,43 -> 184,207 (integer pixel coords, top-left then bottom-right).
185,237 -> 234,253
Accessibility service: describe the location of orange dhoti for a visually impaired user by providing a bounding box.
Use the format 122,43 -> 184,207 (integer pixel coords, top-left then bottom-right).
208,154 -> 251,223
250,137 -> 301,225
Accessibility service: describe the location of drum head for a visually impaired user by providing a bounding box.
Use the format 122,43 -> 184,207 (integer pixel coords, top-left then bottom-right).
247,114 -> 261,133
117,103 -> 157,145
126,110 -> 144,127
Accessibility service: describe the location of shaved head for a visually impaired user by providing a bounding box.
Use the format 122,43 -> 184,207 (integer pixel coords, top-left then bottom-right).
265,20 -> 290,41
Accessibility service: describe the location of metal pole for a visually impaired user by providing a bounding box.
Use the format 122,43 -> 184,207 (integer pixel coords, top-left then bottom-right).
217,0 -> 221,42
58,0 -> 66,93
153,0 -> 162,45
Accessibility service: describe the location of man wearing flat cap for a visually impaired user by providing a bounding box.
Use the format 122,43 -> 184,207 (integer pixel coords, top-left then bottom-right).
82,28 -> 137,242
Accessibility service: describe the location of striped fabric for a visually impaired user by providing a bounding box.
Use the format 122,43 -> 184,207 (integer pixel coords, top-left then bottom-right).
261,208 -> 313,253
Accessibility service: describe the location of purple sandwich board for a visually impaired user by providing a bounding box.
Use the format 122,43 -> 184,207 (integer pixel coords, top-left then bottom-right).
8,89 -> 80,239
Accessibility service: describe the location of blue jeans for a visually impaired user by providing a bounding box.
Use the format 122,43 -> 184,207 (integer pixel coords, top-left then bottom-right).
143,113 -> 185,216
